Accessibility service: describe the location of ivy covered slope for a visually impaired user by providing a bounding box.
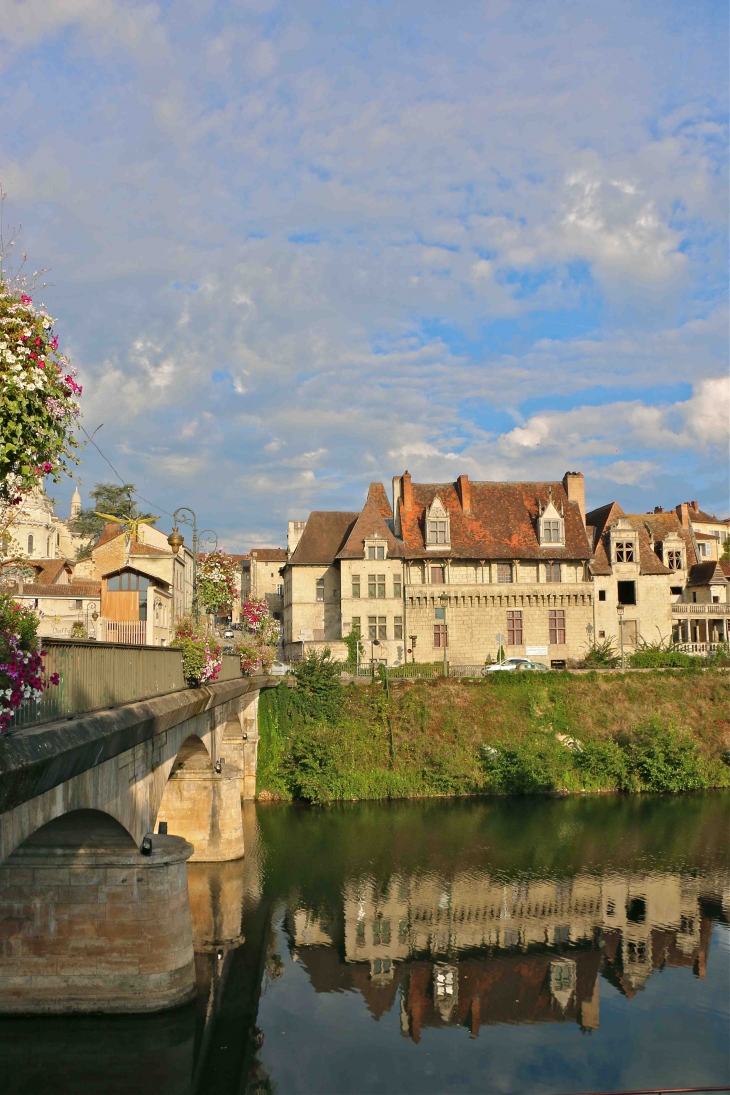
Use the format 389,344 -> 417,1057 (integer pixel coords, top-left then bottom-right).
257,656 -> 730,803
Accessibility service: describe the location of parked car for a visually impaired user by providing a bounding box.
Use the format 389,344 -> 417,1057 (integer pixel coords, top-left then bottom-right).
269,661 -> 291,676
482,658 -> 549,674
223,630 -> 235,639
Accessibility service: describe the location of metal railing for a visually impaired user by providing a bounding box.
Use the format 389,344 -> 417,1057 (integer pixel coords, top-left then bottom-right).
9,642 -> 244,731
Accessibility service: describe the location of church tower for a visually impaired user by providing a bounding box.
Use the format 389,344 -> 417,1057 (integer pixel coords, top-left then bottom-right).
71,486 -> 82,518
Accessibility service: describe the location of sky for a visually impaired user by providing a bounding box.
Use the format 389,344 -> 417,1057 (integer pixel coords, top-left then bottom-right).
0,0 -> 727,549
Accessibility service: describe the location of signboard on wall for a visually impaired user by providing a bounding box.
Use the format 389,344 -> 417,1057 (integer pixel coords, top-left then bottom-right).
526,645 -> 548,656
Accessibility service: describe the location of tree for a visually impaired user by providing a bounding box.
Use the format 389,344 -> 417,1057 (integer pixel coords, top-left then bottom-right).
721,538 -> 730,563
70,483 -> 141,540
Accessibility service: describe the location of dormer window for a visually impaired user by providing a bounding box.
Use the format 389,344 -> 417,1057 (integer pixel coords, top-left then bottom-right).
615,541 -> 635,563
425,496 -> 450,550
667,550 -> 682,571
538,495 -> 565,547
365,537 -> 387,560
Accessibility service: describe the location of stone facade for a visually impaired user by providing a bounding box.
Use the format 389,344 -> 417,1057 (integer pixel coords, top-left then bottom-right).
240,547 -> 287,622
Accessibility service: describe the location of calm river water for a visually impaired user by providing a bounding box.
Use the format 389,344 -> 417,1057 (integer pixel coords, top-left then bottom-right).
1,793 -> 729,1095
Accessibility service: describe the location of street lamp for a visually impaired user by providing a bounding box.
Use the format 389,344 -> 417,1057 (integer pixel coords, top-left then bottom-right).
409,635 -> 417,665
616,603 -> 625,669
439,592 -> 449,677
371,637 -> 381,679
167,507 -> 218,622
85,601 -> 99,639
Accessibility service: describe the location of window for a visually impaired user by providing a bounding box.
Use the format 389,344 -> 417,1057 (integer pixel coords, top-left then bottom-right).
368,616 -> 377,639
393,576 -> 401,598
368,575 -> 376,597
430,566 -> 445,584
107,571 -> 150,592
615,541 -> 635,563
394,616 -> 403,640
542,520 -> 562,543
598,589 -> 606,601
598,630 -> 605,638
378,616 -> 387,640
377,575 -> 386,598
428,519 -> 448,544
712,595 -> 720,604
626,897 -> 646,924
352,574 -> 361,598
670,586 -> 682,595
27,534 -> 34,554
497,563 -> 513,584
367,543 -> 385,559
351,617 -> 361,638
692,591 -> 697,603
433,623 -> 448,648
667,550 -> 682,571
545,562 -> 561,583
316,577 -> 325,602
70,599 -> 82,611
549,609 -> 566,645
276,584 -> 283,596
356,921 -> 365,946
507,610 -> 523,645
617,580 -> 636,605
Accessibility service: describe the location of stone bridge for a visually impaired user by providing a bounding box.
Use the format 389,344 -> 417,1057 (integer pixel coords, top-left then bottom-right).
0,674 -> 275,1015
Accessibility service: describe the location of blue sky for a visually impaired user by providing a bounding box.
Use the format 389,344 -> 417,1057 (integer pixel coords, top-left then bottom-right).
1,0 -> 727,547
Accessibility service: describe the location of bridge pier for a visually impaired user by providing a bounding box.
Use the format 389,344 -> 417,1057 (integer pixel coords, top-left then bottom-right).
220,693 -> 259,802
157,739 -> 245,862
0,810 -> 196,1014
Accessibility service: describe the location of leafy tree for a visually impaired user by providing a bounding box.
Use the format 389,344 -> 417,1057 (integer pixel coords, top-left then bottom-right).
70,482 -> 143,540
721,538 -> 730,563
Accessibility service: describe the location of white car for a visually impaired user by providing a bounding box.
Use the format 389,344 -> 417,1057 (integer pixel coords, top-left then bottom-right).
223,630 -> 235,639
482,657 -> 549,674
269,661 -> 291,676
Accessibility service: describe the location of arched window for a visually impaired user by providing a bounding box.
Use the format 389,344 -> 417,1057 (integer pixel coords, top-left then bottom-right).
27,534 -> 34,555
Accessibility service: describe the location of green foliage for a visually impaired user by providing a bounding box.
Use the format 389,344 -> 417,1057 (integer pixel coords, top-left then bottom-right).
0,589 -> 39,648
582,637 -> 620,668
629,649 -> 703,668
70,620 -> 87,639
69,482 -> 139,539
343,628 -> 363,665
293,649 -> 343,723
621,720 -> 709,792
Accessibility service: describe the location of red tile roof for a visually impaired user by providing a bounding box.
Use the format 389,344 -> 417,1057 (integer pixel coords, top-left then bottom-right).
585,505 -> 695,576
367,482 -> 393,519
13,581 -> 101,598
687,561 -> 728,587
679,502 -> 730,524
288,512 -> 358,565
250,548 -> 288,562
399,479 -> 591,560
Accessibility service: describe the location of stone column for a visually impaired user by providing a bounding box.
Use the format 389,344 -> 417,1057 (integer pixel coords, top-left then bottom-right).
220,692 -> 259,802
157,763 -> 245,862
0,810 -> 196,1014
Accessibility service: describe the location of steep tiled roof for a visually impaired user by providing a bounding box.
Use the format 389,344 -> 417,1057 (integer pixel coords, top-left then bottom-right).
337,498 -> 403,559
687,561 -> 728,587
95,523 -> 124,547
367,482 -> 393,520
680,502 -> 730,525
719,559 -> 730,578
250,548 -> 288,561
585,504 -> 684,577
399,480 -> 591,561
36,558 -> 72,585
12,581 -> 100,597
288,512 -> 358,565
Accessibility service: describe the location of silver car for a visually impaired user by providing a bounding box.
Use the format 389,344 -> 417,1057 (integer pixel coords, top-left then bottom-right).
269,661 -> 291,676
482,657 -> 549,674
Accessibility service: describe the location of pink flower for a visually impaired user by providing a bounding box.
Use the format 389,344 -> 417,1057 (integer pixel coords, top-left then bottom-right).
21,294 -> 32,305
42,462 -> 52,473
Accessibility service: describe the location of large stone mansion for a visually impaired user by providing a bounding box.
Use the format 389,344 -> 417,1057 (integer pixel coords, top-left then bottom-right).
282,471 -> 730,666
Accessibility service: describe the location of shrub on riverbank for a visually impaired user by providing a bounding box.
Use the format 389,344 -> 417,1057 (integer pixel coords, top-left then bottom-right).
256,664 -> 730,803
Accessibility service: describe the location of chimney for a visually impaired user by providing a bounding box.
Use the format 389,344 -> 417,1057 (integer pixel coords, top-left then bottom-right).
562,471 -> 585,525
691,501 -> 699,511
287,520 -> 306,557
676,503 -> 690,528
392,476 -> 402,536
457,473 -> 471,514
402,471 -> 413,511
653,506 -> 664,513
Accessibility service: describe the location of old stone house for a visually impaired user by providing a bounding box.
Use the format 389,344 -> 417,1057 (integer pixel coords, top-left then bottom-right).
240,548 -> 288,622
283,471 -> 595,665
674,501 -> 730,562
2,557 -> 101,639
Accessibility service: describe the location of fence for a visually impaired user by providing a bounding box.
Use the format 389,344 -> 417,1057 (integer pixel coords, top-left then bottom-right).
9,642 -> 244,731
99,620 -> 147,644
342,664 -> 486,680
675,642 -> 725,656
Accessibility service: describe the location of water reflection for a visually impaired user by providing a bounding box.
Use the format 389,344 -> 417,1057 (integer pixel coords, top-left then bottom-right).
285,867 -> 725,1041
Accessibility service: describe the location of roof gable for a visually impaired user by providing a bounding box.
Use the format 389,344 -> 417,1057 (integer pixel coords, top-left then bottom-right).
289,512 -> 359,566
337,499 -> 404,559
687,561 -> 728,587
367,482 -> 393,519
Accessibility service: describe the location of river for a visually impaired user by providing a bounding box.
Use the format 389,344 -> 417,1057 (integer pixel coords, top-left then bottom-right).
1,793 -> 728,1094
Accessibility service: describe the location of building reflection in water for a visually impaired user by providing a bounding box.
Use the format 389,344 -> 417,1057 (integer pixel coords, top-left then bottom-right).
285,867 -> 728,1041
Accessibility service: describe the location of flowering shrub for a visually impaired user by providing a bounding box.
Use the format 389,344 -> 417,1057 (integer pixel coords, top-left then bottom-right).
0,277 -> 82,505
173,616 -> 222,687
239,597 -> 280,674
0,591 -> 58,733
197,550 -> 238,616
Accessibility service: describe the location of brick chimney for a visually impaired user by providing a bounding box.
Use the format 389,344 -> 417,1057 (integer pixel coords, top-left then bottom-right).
691,501 -> 699,511
287,520 -> 306,557
562,471 -> 585,525
676,503 -> 690,528
401,471 -> 413,510
457,473 -> 471,514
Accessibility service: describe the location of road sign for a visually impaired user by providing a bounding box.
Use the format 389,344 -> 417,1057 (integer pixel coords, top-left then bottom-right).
495,632 -> 505,645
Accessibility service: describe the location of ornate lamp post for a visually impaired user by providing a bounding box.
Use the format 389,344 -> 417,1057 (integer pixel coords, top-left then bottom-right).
85,601 -> 99,639
370,637 -> 381,679
167,509 -> 220,623
439,591 -> 449,677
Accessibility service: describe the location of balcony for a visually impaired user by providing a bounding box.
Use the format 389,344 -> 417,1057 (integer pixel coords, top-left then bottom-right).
671,603 -> 730,616
405,582 -> 593,609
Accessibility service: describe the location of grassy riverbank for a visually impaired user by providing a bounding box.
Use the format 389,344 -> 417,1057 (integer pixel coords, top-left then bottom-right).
257,660 -> 730,803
